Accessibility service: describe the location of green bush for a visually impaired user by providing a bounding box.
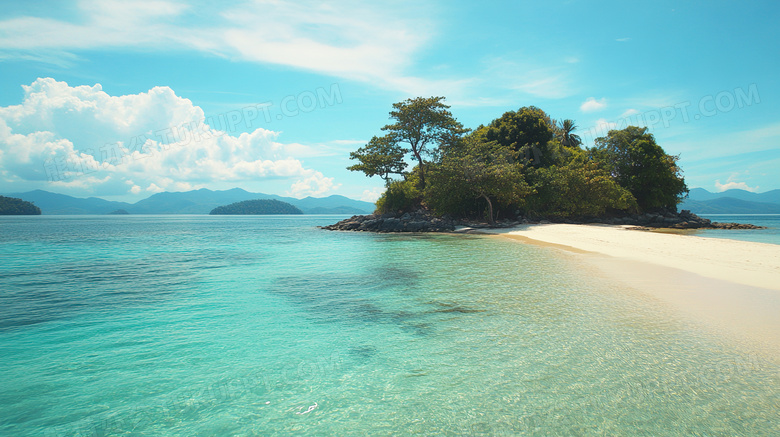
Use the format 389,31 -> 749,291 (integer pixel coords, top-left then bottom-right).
375,180 -> 421,214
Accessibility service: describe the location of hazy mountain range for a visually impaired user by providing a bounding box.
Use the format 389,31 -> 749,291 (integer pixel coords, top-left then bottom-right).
5,188 -> 376,215
680,188 -> 780,214
5,187 -> 780,215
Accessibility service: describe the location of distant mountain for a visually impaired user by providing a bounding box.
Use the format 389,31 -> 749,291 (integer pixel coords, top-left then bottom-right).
4,188 -> 375,215
686,187 -> 780,204
129,188 -> 375,214
6,190 -> 131,214
681,198 -> 780,214
681,188 -> 780,214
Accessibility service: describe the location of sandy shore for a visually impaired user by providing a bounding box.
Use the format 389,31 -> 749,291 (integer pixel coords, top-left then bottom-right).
485,224 -> 780,353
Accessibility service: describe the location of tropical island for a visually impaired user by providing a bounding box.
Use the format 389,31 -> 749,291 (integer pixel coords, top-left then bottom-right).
0,195 -> 41,215
325,97 -> 760,232
210,199 -> 303,215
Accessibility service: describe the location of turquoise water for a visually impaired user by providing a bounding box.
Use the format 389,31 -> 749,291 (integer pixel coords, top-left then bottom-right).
1,215 -> 778,436
697,214 -> 780,245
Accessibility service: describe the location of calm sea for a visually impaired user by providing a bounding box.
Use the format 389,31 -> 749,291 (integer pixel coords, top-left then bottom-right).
697,214 -> 780,245
1,215 -> 778,436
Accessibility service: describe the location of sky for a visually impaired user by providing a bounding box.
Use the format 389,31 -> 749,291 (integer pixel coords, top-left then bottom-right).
0,0 -> 778,202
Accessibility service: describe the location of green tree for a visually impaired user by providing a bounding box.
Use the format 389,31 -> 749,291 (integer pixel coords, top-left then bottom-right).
381,96 -> 467,189
558,119 -> 582,148
426,137 -> 531,224
592,126 -> 687,211
209,199 -> 303,215
525,151 -> 637,218
0,196 -> 41,215
347,135 -> 407,186
476,106 -> 557,166
375,178 -> 421,214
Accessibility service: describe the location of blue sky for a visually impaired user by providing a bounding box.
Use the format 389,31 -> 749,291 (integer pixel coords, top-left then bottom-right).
0,0 -> 778,202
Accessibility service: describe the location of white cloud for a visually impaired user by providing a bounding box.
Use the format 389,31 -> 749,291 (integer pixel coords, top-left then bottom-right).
620,108 -> 639,118
0,0 -> 438,95
146,183 -> 164,193
580,97 -> 607,112
0,77 -> 337,197
714,181 -> 758,192
616,37 -> 631,42
0,2 -> 588,105
715,174 -> 759,192
360,187 -> 384,203
286,172 -> 340,198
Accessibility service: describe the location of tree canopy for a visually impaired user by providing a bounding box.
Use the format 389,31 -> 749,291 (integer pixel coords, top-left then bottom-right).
425,136 -> 531,224
475,106 -> 558,166
0,196 -> 41,215
347,136 -> 407,187
210,199 -> 303,215
349,98 -> 688,223
378,96 -> 467,189
591,126 -> 687,211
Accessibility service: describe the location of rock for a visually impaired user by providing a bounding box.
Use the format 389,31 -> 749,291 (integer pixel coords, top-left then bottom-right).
321,207 -> 456,233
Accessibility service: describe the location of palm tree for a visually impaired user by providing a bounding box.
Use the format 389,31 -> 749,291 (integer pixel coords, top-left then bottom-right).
558,119 -> 582,148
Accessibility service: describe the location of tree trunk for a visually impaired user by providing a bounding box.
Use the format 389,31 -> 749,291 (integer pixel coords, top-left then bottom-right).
412,149 -> 425,189
481,194 -> 494,225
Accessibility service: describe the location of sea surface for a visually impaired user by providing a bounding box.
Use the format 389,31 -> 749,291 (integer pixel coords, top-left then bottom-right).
696,214 -> 780,245
1,215 -> 778,436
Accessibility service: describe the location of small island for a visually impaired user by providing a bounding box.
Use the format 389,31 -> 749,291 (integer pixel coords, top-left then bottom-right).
209,199 -> 303,215
108,209 -> 129,215
0,195 -> 42,215
326,97 -> 762,232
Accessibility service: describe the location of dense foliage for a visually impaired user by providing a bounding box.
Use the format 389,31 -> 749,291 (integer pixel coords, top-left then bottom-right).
371,96 -> 468,190
349,98 -> 689,223
209,199 -> 303,215
0,196 -> 41,215
591,126 -> 687,211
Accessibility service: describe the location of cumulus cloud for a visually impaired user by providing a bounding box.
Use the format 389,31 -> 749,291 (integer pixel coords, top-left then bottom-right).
0,77 -> 337,197
287,172 -> 340,198
580,97 -> 607,112
715,179 -> 758,192
360,187 -> 384,203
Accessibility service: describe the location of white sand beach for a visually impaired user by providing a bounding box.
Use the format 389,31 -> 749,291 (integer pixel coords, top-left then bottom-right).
487,224 -> 780,353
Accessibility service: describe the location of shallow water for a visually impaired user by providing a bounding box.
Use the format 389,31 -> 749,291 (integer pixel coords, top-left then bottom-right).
1,215 -> 778,436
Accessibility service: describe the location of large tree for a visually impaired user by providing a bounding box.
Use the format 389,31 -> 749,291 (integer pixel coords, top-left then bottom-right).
381,96 -> 467,189
477,106 -> 556,166
426,136 -> 531,224
347,135 -> 407,186
592,126 -> 687,211
526,150 -> 637,218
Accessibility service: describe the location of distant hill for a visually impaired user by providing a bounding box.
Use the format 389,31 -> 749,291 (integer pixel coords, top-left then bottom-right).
686,187 -> 780,204
0,195 -> 41,215
681,188 -> 780,214
3,190 -> 130,214
4,188 -> 375,215
210,199 -> 303,215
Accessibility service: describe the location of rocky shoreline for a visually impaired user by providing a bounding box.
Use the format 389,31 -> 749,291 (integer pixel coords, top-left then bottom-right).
320,208 -> 765,233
